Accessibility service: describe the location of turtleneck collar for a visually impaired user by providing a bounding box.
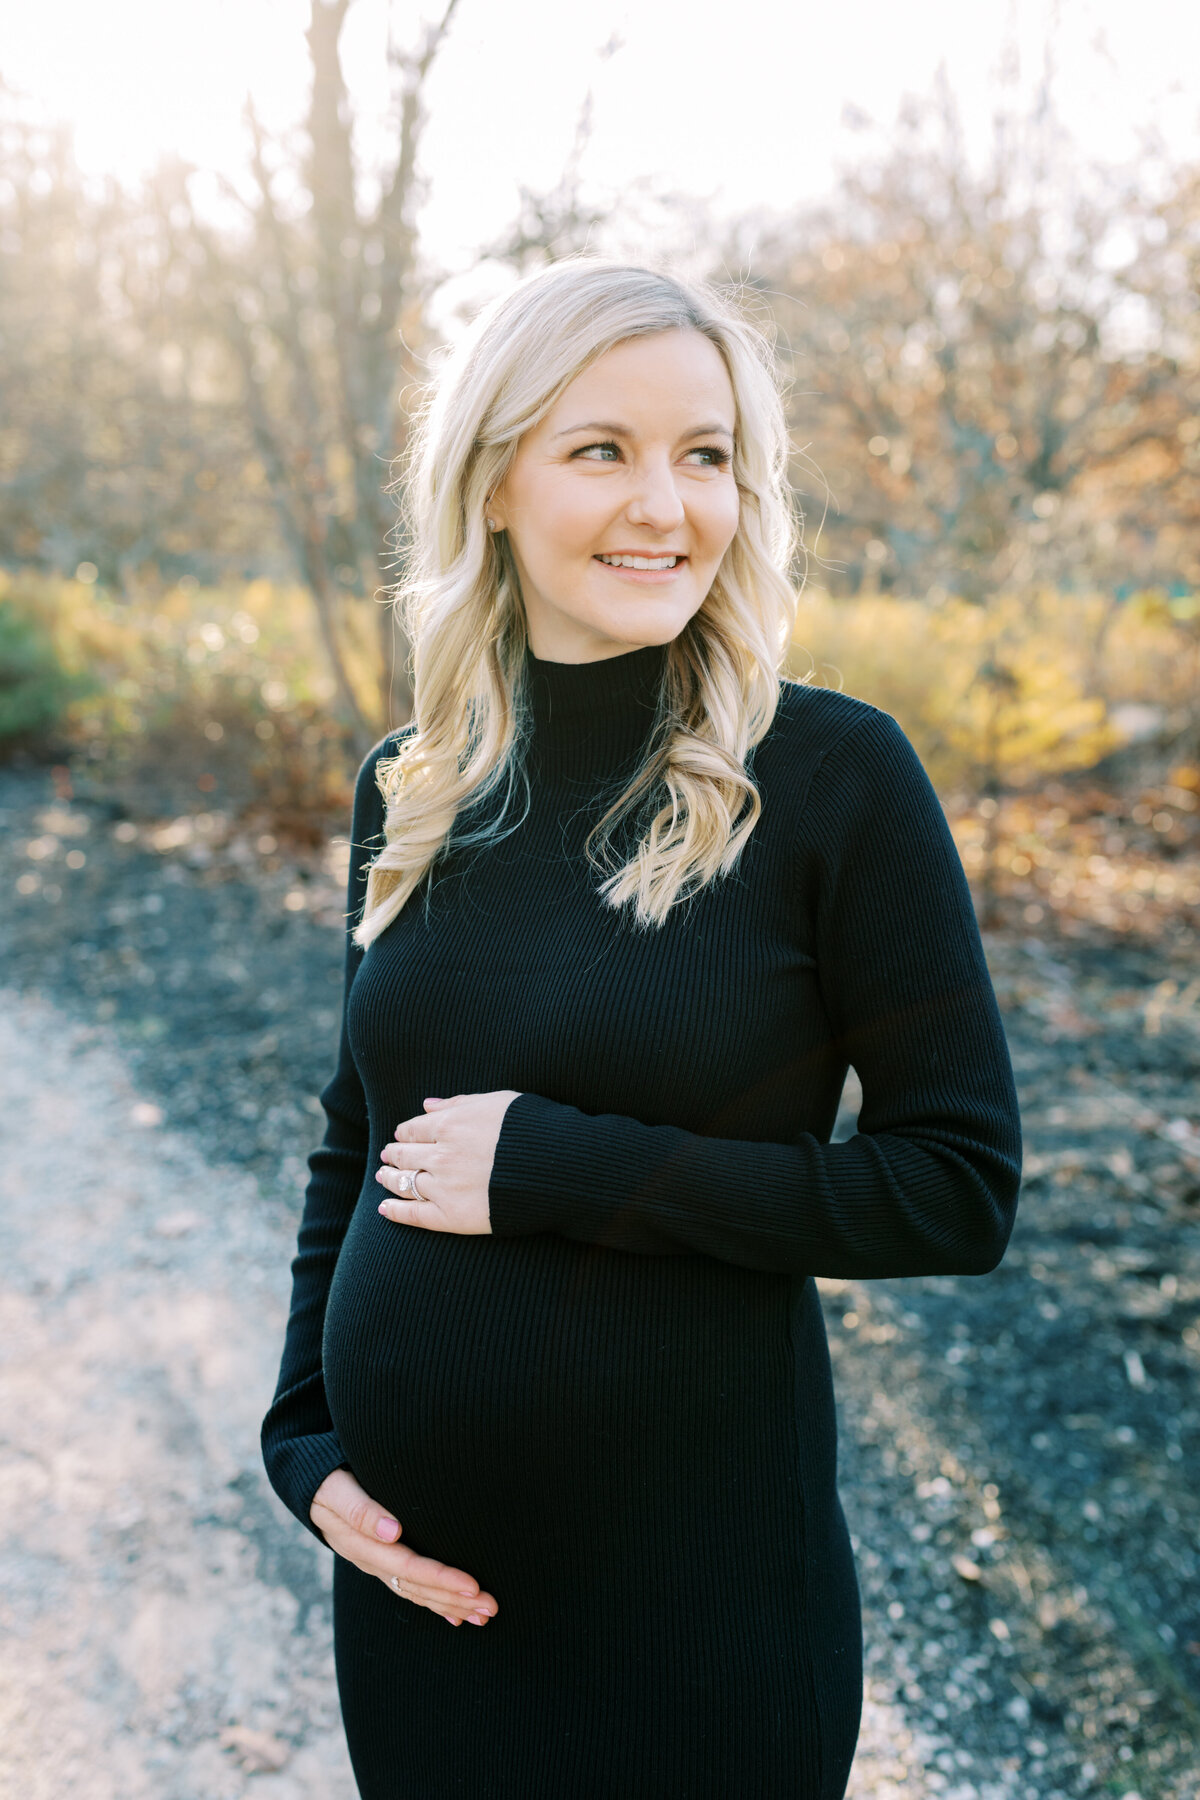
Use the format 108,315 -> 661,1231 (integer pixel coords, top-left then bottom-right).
522,639 -> 668,778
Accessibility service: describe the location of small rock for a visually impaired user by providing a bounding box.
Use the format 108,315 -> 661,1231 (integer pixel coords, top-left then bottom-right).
218,1725 -> 290,1772
154,1209 -> 202,1238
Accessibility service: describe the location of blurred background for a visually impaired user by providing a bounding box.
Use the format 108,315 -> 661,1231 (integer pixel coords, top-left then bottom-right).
0,3 -> 1198,1797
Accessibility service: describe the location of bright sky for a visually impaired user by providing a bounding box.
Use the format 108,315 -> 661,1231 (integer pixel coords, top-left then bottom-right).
5,0 -> 1199,294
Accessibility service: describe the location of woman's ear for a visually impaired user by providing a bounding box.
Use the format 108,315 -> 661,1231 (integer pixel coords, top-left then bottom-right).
485,484 -> 509,534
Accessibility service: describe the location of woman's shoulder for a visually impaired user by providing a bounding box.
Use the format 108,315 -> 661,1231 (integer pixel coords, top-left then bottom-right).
772,676 -> 883,736
367,721 -> 415,763
753,680 -> 939,847
349,724 -> 415,827
358,722 -> 414,780
757,678 -> 897,781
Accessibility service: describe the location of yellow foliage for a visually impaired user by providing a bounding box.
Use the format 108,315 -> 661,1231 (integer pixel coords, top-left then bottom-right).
786,588 -> 1188,790
4,571 -> 1193,799
0,571 -> 365,752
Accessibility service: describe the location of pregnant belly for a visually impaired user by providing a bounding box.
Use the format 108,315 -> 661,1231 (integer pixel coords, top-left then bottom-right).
322,1196 -> 806,1593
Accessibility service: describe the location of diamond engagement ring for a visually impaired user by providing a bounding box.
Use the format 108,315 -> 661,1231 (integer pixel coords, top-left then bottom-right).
396,1169 -> 428,1200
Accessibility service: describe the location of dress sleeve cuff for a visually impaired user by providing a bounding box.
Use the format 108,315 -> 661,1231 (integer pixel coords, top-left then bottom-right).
487,1091 -> 687,1256
487,1090 -> 573,1237
262,1427 -> 352,1544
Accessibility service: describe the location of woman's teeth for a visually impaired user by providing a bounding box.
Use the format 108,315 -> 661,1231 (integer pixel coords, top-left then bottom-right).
597,554 -> 680,570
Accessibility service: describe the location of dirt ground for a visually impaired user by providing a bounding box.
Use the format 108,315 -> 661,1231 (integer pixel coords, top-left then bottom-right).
0,987 -> 356,1798
1,760 -> 1198,1799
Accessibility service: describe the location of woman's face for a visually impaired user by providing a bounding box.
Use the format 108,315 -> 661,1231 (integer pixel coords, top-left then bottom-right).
490,327 -> 740,663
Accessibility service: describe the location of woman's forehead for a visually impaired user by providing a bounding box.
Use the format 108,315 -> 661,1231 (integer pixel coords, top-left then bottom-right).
543,331 -> 736,435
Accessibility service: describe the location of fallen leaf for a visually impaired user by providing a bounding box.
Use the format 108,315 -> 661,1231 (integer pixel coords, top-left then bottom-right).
218,1726 -> 290,1773
154,1210 -> 202,1237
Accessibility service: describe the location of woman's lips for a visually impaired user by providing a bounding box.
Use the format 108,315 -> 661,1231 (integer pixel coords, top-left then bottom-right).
593,555 -> 687,584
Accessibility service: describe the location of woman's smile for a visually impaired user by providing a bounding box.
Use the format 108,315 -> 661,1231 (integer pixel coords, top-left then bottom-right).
593,551 -> 688,582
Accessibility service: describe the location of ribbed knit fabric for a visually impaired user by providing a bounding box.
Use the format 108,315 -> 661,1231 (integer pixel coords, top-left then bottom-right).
262,640 -> 1022,1800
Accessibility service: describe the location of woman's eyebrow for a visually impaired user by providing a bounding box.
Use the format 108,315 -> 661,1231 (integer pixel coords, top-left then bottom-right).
551,419 -> 735,441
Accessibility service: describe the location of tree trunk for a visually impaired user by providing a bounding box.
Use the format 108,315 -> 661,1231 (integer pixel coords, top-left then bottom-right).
303,542 -> 375,753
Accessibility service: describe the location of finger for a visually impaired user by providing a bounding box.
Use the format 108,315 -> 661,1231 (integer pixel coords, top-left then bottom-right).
334,1489 -> 403,1545
375,1165 -> 439,1203
376,1573 -> 463,1622
375,1164 -> 432,1195
377,1574 -> 495,1625
390,1547 -> 498,1611
377,1192 -> 443,1229
386,1575 -> 495,1615
379,1141 -> 443,1168
394,1547 -> 478,1595
393,1115 -> 440,1143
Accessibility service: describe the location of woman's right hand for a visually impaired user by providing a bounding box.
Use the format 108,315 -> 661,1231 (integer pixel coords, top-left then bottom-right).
310,1468 -> 497,1628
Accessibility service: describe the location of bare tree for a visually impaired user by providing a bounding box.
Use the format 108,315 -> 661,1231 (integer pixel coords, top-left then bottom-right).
0,102 -> 270,588
481,41 -> 624,273
733,80 -> 1197,606
173,0 -> 461,748
1116,153 -> 1200,590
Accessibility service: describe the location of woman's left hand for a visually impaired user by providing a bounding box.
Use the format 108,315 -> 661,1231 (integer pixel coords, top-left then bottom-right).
375,1090 -> 522,1235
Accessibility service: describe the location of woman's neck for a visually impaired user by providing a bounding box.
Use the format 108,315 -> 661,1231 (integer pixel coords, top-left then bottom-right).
522,639 -> 668,779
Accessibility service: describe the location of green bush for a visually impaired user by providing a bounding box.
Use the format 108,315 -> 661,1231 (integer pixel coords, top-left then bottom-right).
0,595 -> 95,752
29,573 -> 362,823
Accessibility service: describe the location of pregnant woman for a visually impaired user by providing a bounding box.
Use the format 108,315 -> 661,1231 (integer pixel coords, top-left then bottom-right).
262,258 -> 1022,1799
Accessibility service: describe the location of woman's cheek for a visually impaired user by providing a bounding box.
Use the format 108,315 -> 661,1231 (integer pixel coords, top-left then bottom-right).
711,487 -> 741,556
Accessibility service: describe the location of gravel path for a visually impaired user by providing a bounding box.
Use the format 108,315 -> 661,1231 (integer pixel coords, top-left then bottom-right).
0,987 -> 356,1798
1,762 -> 1198,1798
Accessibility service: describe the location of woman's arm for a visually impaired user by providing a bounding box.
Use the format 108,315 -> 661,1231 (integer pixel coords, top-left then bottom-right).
260,735 -> 394,1538
486,707 -> 1022,1278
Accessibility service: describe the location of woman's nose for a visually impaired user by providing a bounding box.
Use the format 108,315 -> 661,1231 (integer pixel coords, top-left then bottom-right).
624,460 -> 686,532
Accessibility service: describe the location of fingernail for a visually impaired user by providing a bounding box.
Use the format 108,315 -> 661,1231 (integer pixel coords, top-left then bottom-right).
375,1518 -> 399,1540
468,1612 -> 488,1626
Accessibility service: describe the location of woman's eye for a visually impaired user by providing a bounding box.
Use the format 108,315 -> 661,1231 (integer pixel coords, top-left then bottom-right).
573,442 -> 622,461
685,446 -> 733,467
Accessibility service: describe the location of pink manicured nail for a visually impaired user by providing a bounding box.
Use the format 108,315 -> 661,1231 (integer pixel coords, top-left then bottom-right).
468,1613 -> 488,1626
375,1518 -> 399,1540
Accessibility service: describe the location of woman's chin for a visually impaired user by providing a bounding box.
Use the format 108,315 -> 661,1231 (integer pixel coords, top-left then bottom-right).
526,594 -> 702,661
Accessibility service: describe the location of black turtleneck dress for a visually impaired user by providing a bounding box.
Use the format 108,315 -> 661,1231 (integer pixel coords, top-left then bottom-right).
262,642 -> 1022,1800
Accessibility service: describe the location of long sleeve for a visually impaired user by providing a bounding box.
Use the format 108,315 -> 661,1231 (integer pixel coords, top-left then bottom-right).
487,706 -> 1022,1278
261,735 -> 393,1538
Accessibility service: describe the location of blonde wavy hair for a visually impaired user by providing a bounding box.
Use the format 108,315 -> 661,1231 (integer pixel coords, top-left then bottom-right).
355,257 -> 804,947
